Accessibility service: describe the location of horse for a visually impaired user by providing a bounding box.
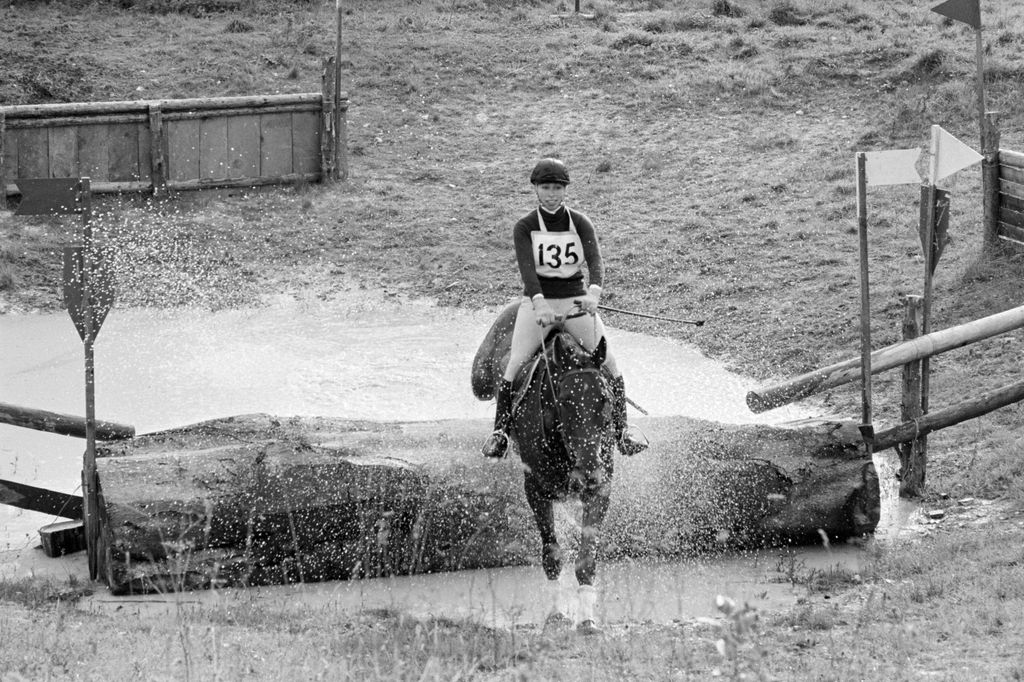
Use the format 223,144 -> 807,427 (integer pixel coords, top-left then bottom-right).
472,302 -> 616,635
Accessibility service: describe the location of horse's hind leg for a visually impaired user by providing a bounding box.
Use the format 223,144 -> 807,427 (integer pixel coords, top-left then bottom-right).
575,483 -> 612,635
525,476 -> 569,625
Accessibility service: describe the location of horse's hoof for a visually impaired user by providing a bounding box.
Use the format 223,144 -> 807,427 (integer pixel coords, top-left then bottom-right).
480,431 -> 509,459
618,429 -> 649,457
543,612 -> 573,630
577,619 -> 603,636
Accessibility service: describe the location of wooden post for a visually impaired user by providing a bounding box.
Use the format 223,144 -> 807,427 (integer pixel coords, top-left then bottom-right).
974,25 -> 987,153
336,92 -> 348,182
855,153 -> 874,447
320,57 -> 337,183
982,111 -> 1002,253
898,295 -> 926,497
919,128 -> 941,479
147,105 -> 167,196
335,0 -> 346,181
0,111 -> 6,210
79,177 -> 101,581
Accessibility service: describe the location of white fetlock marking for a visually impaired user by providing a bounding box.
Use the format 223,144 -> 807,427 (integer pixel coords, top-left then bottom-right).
577,584 -> 597,624
548,579 -> 565,615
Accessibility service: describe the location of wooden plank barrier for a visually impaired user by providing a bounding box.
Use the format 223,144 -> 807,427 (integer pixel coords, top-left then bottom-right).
996,148 -> 1024,246
746,302 -> 1024,419
0,77 -> 348,205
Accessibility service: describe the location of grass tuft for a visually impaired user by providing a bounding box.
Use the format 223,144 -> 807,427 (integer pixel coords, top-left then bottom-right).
905,48 -> 953,81
610,31 -> 654,49
224,18 -> 253,32
711,0 -> 744,19
767,0 -> 807,26
0,576 -> 91,608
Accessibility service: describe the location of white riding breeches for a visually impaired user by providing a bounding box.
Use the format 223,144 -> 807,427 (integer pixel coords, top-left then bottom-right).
503,296 -> 619,381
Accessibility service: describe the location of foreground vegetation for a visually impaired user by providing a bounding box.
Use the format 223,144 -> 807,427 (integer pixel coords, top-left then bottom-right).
2,0 -> 1024,678
2,523 -> 1023,680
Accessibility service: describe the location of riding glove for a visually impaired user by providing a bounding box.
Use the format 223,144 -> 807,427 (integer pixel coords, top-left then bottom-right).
576,284 -> 601,314
532,295 -> 558,326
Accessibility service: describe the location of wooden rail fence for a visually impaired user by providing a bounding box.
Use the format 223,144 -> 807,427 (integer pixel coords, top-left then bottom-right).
0,402 -> 134,557
0,61 -> 347,207
747,301 -> 1024,496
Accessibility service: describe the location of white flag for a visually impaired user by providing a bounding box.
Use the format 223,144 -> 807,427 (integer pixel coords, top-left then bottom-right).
932,125 -> 983,183
863,149 -> 922,186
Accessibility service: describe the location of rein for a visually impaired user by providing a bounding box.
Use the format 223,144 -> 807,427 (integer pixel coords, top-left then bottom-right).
537,310 -> 598,401
538,331 -> 607,446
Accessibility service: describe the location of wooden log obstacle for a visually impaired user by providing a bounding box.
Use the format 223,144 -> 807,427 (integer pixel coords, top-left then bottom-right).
0,60 -> 347,208
95,414 -> 878,595
746,302 -> 1024,495
2,404 -> 880,591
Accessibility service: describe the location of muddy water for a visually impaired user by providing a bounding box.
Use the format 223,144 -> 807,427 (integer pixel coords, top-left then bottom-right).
1,295 -> 906,624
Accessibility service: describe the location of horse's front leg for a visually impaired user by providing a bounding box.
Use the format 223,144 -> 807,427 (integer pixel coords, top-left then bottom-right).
525,475 -> 570,626
575,479 -> 611,635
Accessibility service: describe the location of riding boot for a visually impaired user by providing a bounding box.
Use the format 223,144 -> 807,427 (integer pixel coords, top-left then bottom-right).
609,375 -> 648,456
481,379 -> 514,458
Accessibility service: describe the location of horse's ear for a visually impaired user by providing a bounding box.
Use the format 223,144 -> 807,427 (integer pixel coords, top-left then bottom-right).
592,336 -> 607,366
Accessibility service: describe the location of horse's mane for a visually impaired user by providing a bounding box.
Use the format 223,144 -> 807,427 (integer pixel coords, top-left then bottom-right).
545,329 -> 605,373
543,329 -> 587,366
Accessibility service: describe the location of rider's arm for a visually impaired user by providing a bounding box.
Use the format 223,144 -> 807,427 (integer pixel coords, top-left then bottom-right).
513,218 -> 544,298
574,212 -> 604,290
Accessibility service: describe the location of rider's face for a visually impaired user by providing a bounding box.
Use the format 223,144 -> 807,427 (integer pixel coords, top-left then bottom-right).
534,182 -> 566,212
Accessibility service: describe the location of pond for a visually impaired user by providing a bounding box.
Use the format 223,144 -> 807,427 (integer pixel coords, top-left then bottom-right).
1,293 -> 906,624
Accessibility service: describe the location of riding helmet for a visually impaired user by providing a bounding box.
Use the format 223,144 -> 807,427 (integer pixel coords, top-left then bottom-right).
530,158 -> 570,186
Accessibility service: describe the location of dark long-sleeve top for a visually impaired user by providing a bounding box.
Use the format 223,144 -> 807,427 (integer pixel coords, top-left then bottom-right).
513,205 -> 604,299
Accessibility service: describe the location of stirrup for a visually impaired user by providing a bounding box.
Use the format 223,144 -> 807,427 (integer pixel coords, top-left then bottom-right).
481,430 -> 509,459
617,426 -> 648,457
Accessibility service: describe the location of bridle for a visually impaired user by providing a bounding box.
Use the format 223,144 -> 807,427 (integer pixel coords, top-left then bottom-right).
537,332 -> 610,448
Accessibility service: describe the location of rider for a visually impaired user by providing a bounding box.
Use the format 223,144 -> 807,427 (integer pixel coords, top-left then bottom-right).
481,157 -> 648,459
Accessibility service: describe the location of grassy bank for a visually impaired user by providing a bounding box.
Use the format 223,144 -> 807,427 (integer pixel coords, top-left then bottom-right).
2,0 -> 1024,678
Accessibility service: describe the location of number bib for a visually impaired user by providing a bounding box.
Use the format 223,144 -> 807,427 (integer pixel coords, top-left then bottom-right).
531,209 -> 583,278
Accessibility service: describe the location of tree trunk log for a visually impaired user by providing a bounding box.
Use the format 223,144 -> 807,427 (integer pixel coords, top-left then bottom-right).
95,414 -> 878,595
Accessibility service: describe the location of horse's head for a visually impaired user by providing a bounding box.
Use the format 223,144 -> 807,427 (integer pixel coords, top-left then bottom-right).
547,332 -> 612,480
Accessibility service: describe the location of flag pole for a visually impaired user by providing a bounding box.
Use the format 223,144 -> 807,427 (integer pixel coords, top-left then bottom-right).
856,153 -> 874,447
79,177 -> 100,581
973,20 -> 987,150
930,0 -> 986,147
